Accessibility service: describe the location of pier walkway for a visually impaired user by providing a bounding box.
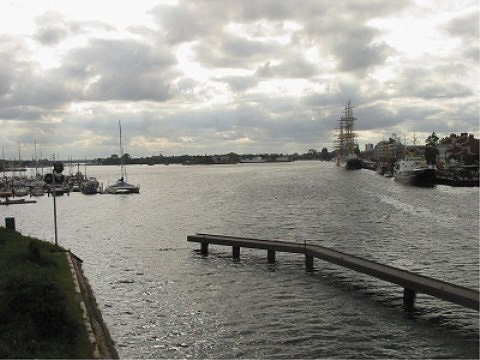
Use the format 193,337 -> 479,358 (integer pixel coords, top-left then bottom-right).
187,234 -> 479,311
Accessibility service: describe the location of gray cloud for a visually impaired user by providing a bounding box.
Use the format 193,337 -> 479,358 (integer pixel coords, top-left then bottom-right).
394,67 -> 473,99
255,58 -> 318,78
152,0 -> 405,74
215,76 -> 258,91
63,38 -> 177,101
445,11 -> 478,40
0,36 -> 73,121
33,12 -> 116,45
34,12 -> 70,45
193,34 -> 282,69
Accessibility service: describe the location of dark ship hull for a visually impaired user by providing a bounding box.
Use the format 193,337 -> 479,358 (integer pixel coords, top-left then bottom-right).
345,157 -> 362,170
395,168 -> 436,187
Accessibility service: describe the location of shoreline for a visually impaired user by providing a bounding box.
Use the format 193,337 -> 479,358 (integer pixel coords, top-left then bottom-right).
68,251 -> 119,359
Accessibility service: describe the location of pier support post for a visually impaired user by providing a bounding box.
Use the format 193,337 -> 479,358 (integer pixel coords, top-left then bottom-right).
403,288 -> 416,311
267,250 -> 276,264
5,217 -> 15,230
233,246 -> 240,260
305,255 -> 314,272
201,242 -> 209,256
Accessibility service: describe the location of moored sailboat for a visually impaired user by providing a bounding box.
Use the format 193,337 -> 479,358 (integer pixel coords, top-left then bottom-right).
105,121 -> 140,194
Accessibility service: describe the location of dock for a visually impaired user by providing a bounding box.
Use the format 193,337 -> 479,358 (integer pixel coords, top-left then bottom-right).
187,234 -> 479,311
0,198 -> 37,205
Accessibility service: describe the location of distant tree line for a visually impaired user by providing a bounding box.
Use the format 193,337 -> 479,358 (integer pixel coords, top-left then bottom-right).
94,148 -> 337,165
0,148 -> 338,169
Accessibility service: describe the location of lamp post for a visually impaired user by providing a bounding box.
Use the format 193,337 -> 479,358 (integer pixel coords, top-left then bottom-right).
52,158 -> 64,247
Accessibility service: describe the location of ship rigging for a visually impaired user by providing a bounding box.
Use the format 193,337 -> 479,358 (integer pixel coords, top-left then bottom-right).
335,100 -> 361,170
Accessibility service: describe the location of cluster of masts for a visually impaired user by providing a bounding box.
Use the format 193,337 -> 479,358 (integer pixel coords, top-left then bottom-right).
335,100 -> 357,159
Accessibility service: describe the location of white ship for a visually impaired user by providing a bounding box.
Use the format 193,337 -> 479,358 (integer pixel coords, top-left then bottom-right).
394,157 -> 436,187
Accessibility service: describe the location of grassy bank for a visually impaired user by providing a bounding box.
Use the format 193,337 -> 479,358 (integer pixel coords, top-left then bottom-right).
0,227 -> 95,358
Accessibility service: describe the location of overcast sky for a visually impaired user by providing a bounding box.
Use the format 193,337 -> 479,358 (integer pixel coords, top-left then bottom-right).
0,0 -> 478,159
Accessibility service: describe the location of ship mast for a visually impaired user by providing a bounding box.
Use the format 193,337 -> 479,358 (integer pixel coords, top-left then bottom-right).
336,100 -> 357,164
119,120 -> 125,181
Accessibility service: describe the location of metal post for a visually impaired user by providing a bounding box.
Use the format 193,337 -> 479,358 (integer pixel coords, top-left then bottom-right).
233,246 -> 240,260
305,255 -> 314,272
5,217 -> 15,230
267,250 -> 276,263
403,288 -> 416,311
52,161 -> 58,247
201,242 -> 208,255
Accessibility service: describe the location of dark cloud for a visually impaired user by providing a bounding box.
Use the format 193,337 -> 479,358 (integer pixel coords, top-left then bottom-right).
394,67 -> 473,99
300,80 -> 367,108
333,39 -> 392,72
0,35 -> 73,121
33,12 -> 116,45
445,11 -> 478,40
63,38 -> 177,101
152,0 -> 406,74
149,4 -> 222,44
33,12 -> 70,45
443,11 -> 479,65
193,35 -> 282,69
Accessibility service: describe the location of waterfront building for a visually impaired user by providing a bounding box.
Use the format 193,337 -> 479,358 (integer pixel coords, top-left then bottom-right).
373,138 -> 406,163
438,133 -> 479,168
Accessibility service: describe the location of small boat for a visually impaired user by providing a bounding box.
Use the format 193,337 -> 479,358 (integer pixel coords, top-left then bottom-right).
105,177 -> 140,194
0,186 -> 12,198
394,157 -> 436,187
13,186 -> 29,197
81,178 -> 100,194
105,121 -> 140,194
0,191 -> 12,198
1,198 -> 36,205
48,185 -> 68,195
31,187 -> 45,196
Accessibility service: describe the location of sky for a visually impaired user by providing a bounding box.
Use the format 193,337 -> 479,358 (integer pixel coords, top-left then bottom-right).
0,0 -> 478,159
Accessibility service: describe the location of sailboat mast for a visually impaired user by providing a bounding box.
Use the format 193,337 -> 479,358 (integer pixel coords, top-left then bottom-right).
2,146 -> 5,179
34,140 -> 38,177
119,120 -> 125,181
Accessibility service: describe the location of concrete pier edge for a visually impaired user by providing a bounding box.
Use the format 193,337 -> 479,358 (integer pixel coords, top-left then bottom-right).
67,251 -> 119,359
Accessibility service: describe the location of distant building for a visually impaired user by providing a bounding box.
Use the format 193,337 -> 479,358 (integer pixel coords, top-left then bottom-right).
365,144 -> 374,152
438,133 -> 479,168
373,138 -> 406,162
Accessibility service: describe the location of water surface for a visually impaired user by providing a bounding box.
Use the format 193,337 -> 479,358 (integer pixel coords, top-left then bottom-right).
2,161 -> 478,358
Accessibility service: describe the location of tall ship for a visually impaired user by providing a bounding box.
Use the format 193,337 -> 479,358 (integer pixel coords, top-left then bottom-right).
335,100 -> 361,170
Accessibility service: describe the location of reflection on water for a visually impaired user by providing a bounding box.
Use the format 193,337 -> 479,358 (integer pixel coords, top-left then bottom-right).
1,161 -> 478,358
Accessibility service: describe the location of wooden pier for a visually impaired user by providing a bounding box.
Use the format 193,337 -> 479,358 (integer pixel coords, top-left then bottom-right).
0,198 -> 37,205
187,234 -> 479,311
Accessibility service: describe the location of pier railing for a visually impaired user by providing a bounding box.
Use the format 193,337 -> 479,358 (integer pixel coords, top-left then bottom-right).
187,234 -> 479,312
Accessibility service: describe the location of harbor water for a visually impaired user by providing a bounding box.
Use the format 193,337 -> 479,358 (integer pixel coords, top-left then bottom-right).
1,161 -> 478,358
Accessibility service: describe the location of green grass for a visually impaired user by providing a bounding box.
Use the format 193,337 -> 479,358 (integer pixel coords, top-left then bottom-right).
0,227 -> 95,358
